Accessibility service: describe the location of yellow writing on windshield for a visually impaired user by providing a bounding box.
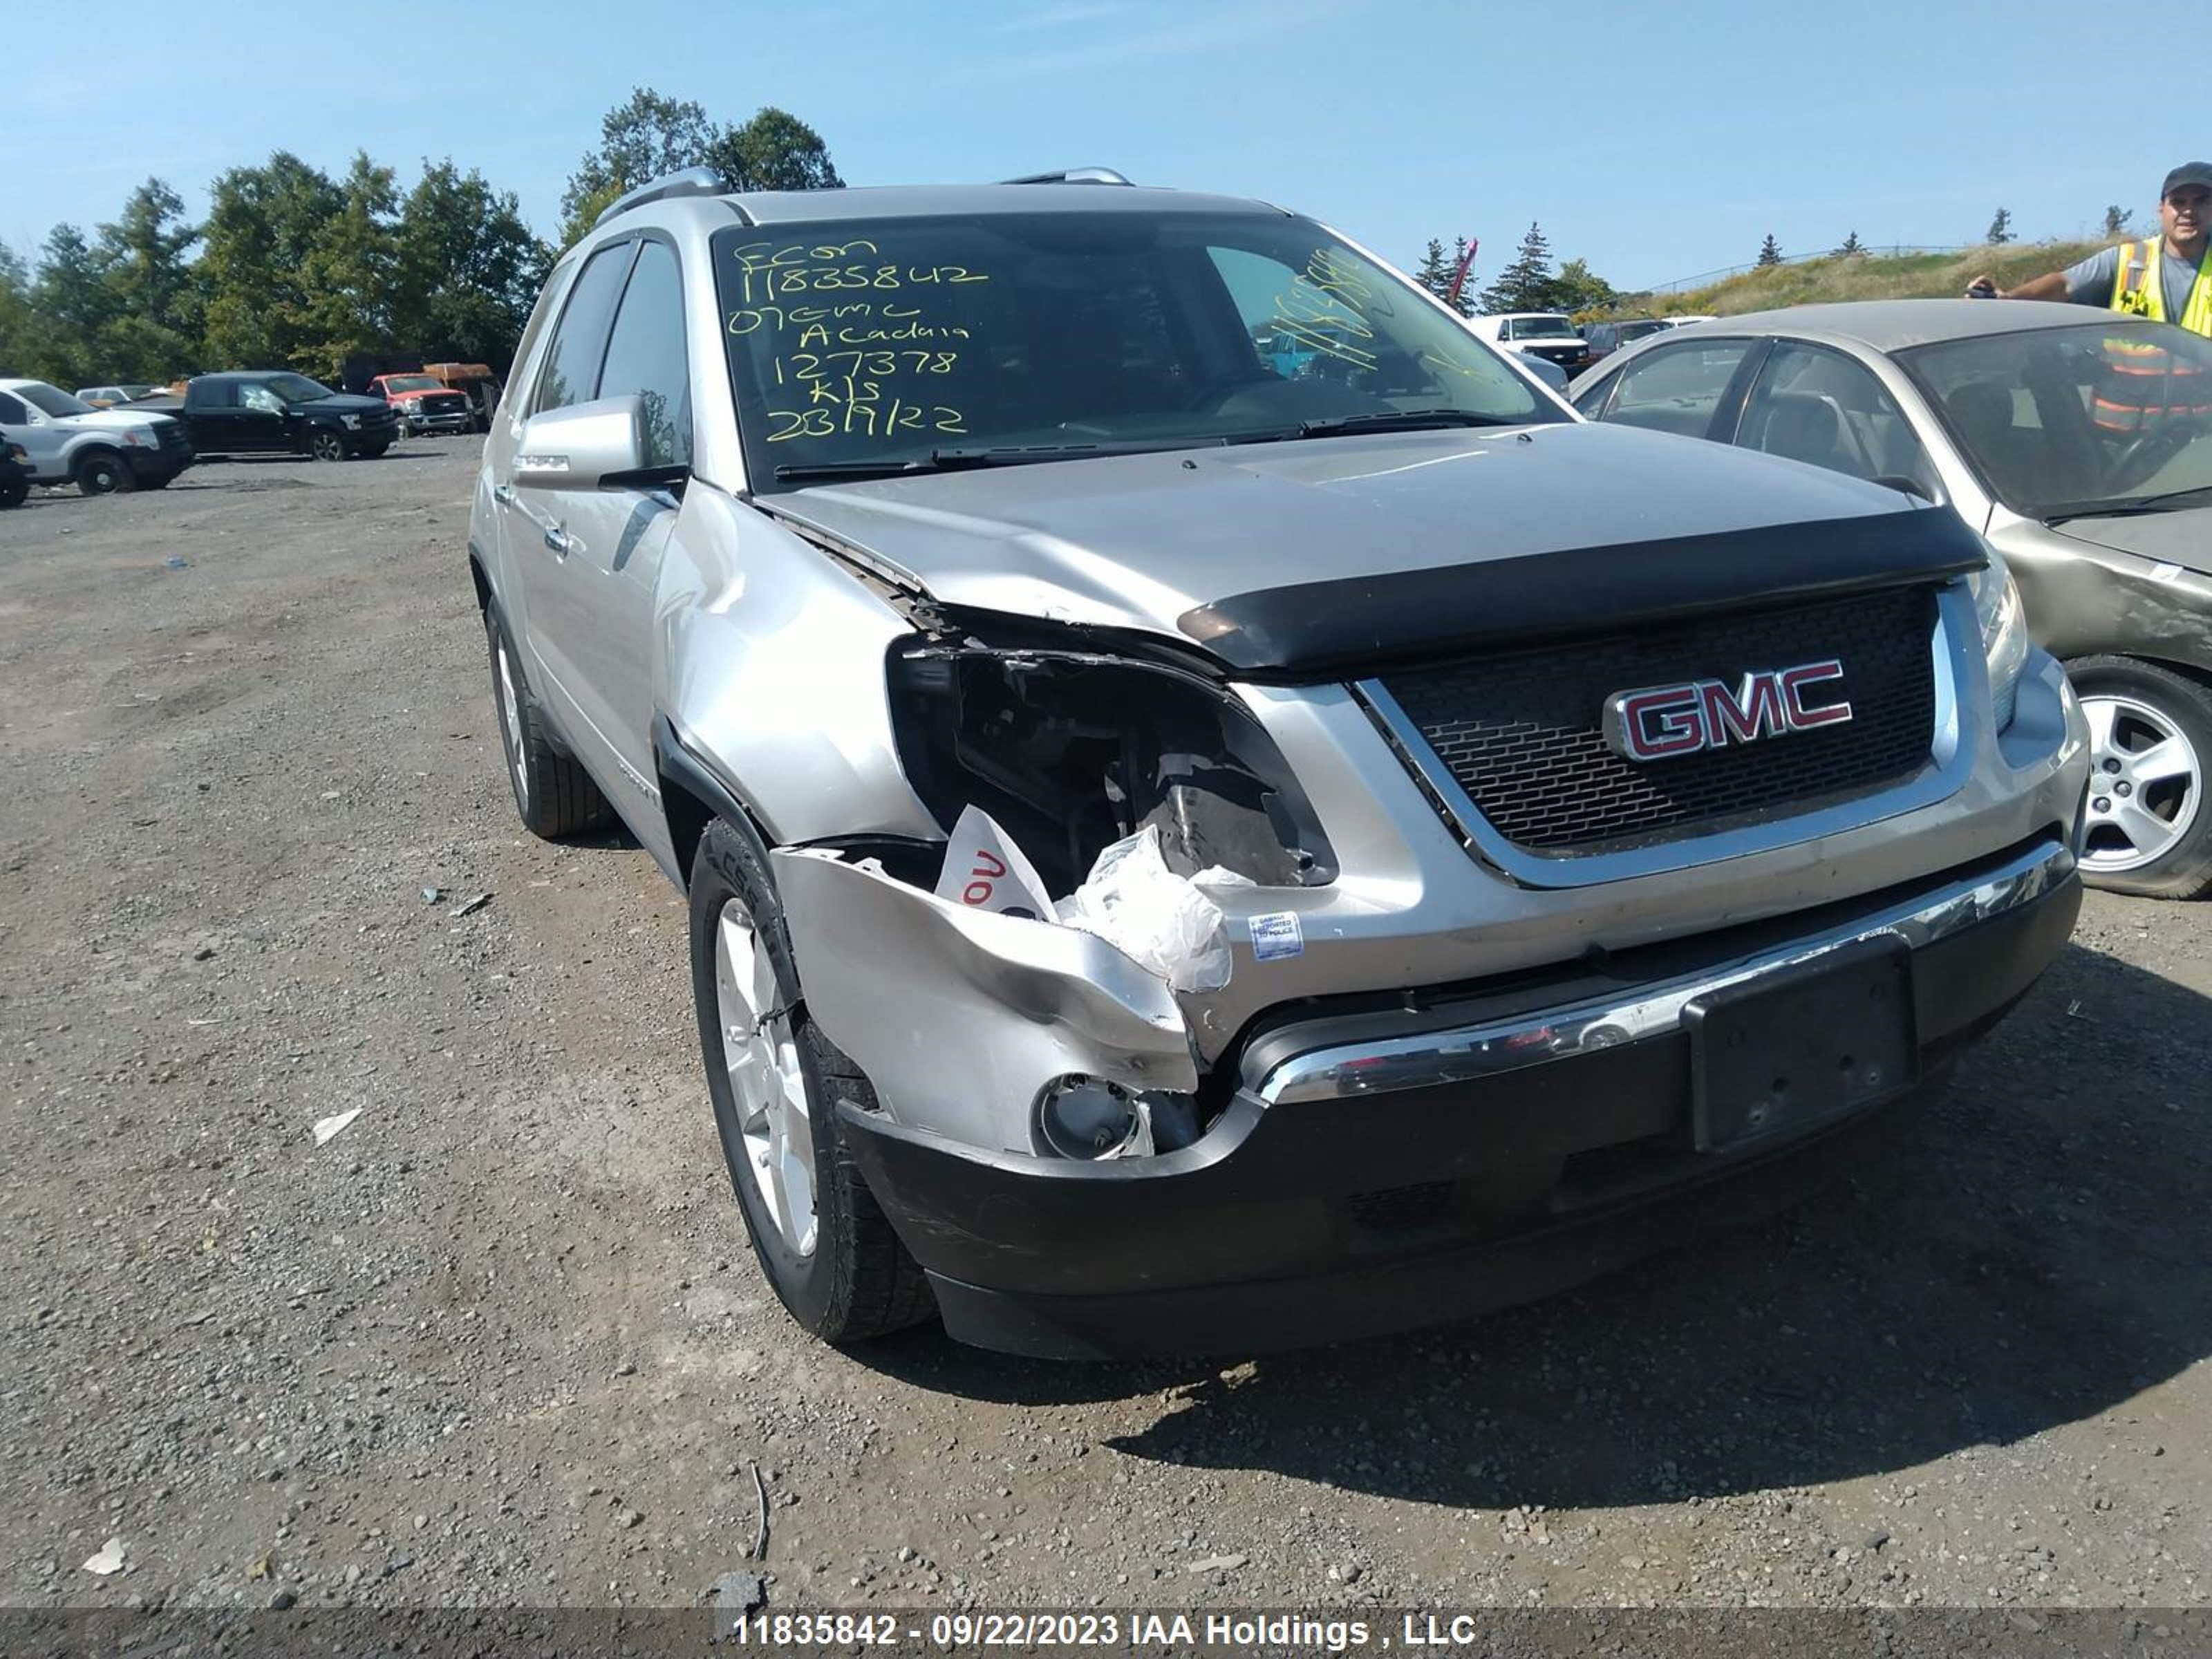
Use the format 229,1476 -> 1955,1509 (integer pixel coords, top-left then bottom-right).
727,243 -> 988,445
1264,247 -> 1380,372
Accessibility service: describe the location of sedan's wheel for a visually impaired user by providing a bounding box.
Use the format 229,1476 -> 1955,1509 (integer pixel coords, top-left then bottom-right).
73,450 -> 133,496
309,429 -> 348,462
688,817 -> 932,1343
2069,656 -> 2212,899
482,608 -> 615,838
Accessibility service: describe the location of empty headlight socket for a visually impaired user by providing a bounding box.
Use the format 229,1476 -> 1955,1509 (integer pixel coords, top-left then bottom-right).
885,626 -> 1338,899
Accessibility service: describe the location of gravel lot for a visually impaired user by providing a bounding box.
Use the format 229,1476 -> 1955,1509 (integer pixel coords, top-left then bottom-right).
2,443 -> 2209,1618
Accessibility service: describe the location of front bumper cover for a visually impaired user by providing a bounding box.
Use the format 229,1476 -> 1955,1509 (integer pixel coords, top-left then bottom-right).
831,836 -> 2080,1358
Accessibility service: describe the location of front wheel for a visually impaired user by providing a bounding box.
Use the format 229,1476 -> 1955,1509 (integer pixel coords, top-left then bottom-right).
2069,655 -> 2212,899
74,449 -> 134,496
308,429 -> 349,462
688,817 -> 932,1344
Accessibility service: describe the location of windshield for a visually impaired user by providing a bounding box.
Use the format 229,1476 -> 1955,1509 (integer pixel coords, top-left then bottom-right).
383,375 -> 441,392
1511,316 -> 1580,340
712,212 -> 1561,486
264,373 -> 334,402
1898,321 -> 2212,518
18,382 -> 96,418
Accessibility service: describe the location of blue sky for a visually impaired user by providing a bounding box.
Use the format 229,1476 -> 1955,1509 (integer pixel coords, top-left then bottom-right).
6,0 -> 2181,294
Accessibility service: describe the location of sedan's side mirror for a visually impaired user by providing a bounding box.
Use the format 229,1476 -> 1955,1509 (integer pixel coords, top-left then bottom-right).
514,395 -> 646,491
1872,473 -> 1939,503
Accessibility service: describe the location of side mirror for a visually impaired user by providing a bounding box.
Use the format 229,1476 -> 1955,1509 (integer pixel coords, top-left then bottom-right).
514,395 -> 646,491
1871,473 -> 1938,503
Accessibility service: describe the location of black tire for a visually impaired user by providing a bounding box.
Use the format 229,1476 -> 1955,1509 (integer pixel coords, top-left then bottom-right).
358,442 -> 390,459
2068,655 -> 2212,899
308,428 -> 349,462
689,816 -> 934,1344
483,608 -> 616,838
73,449 -> 133,496
0,481 -> 26,509
141,469 -> 178,490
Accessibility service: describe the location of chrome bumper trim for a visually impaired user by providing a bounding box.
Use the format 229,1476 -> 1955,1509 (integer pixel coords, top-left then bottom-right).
1256,837 -> 2073,1106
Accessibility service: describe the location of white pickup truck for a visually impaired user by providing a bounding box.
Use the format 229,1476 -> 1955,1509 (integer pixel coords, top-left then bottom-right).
0,378 -> 194,495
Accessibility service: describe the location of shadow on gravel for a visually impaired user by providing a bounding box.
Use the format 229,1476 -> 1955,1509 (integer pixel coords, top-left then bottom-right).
870,941 -> 2212,1507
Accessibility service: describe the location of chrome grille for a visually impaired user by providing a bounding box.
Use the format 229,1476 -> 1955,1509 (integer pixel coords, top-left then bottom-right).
1374,585 -> 1940,854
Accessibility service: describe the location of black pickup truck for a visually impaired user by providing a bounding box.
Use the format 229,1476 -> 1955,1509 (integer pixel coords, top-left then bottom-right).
140,372 -> 400,460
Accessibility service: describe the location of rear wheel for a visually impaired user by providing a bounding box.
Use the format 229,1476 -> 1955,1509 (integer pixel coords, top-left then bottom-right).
73,449 -> 133,496
0,480 -> 26,509
308,429 -> 349,462
2068,655 -> 2212,899
688,817 -> 933,1344
483,608 -> 615,838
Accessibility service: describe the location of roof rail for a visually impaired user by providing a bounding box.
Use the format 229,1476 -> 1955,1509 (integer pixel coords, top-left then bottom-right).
998,167 -> 1133,187
594,166 -> 724,228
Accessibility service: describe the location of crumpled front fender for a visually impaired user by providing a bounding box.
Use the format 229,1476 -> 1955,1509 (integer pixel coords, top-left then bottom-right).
773,848 -> 1199,1155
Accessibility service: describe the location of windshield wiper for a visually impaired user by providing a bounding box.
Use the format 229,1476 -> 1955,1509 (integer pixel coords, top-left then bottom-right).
1291,409 -> 1515,440
775,440 -> 1176,483
2044,482 -> 2212,522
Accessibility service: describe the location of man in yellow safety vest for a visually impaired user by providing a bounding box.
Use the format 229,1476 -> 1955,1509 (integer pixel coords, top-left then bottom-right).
1967,162 -> 2212,432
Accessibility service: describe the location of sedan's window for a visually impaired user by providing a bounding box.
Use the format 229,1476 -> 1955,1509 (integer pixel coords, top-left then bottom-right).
596,239 -> 693,469
1900,319 -> 2212,517
534,241 -> 639,416
1738,341 -> 1938,496
1600,340 -> 1755,438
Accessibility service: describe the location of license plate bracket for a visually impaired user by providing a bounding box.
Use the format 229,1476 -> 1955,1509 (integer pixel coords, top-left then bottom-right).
1685,939 -> 1918,1152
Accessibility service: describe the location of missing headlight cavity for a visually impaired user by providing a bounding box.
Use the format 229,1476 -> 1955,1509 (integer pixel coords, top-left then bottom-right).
888,637 -> 1337,897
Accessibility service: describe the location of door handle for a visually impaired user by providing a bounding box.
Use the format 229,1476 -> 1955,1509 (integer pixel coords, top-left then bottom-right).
543,523 -> 573,555
493,482 -> 516,505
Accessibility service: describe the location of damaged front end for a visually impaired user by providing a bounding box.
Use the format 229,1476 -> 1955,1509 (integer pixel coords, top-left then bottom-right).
773,612 -> 1331,1165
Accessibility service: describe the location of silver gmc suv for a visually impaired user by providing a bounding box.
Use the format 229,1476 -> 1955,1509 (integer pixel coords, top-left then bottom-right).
468,169 -> 2090,1358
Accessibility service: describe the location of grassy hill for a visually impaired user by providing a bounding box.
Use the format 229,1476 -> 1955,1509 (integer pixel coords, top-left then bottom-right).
1637,239 -> 2107,318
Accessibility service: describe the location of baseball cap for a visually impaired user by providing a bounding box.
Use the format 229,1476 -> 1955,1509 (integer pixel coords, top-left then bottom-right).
2162,161 -> 2212,198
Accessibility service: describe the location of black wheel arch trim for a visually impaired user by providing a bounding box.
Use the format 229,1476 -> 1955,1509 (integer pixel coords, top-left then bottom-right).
653,713 -> 779,881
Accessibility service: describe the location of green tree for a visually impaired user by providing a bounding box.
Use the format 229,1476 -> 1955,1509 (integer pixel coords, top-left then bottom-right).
198,152 -> 345,367
293,153 -> 402,377
1756,233 -> 1783,268
2103,204 -> 2133,238
559,86 -> 842,245
28,225 -> 119,385
1413,236 -> 1474,315
1835,229 -> 1865,256
1986,207 -> 2014,245
1548,255 -> 1616,315
1479,222 -> 1555,314
89,178 -> 202,381
391,161 -> 554,368
0,243 -> 52,379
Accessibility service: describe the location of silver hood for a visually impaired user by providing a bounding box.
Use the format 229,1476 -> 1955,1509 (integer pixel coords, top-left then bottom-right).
2048,507 -> 2211,575
767,423 -> 1929,646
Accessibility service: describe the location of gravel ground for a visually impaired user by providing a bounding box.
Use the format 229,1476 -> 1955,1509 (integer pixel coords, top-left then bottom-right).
1,444 -> 2208,1618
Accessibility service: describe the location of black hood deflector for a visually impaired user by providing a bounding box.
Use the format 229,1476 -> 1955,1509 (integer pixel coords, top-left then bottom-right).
1177,507 -> 1987,674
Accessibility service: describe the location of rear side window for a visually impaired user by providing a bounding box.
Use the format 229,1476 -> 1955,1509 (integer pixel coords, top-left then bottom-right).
1600,340 -> 1757,439
1738,341 -> 1938,495
193,381 -> 238,409
596,239 -> 693,469
0,392 -> 27,424
533,241 -> 639,415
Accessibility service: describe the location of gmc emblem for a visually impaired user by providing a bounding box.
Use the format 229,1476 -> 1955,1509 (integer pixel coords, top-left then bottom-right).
1602,659 -> 1853,762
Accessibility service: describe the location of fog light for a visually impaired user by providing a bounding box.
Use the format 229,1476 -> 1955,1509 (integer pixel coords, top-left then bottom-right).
1037,1078 -> 1141,1159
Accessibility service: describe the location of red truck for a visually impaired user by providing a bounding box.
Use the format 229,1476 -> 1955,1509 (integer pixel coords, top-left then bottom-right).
366,372 -> 478,438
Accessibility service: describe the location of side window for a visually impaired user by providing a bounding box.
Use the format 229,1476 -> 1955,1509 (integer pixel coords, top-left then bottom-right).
1601,340 -> 1757,439
1571,372 -> 1617,420
1499,319 -> 1519,342
0,391 -> 28,424
240,384 -> 283,413
1739,341 -> 1937,494
533,241 -> 639,415
196,381 -> 238,410
596,240 -> 693,469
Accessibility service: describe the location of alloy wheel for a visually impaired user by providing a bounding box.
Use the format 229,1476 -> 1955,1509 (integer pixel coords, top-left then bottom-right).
495,641 -> 528,809
2079,693 -> 2202,874
715,899 -> 817,1257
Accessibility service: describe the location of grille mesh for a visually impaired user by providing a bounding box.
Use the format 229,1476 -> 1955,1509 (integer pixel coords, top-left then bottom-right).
1377,585 -> 1939,854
